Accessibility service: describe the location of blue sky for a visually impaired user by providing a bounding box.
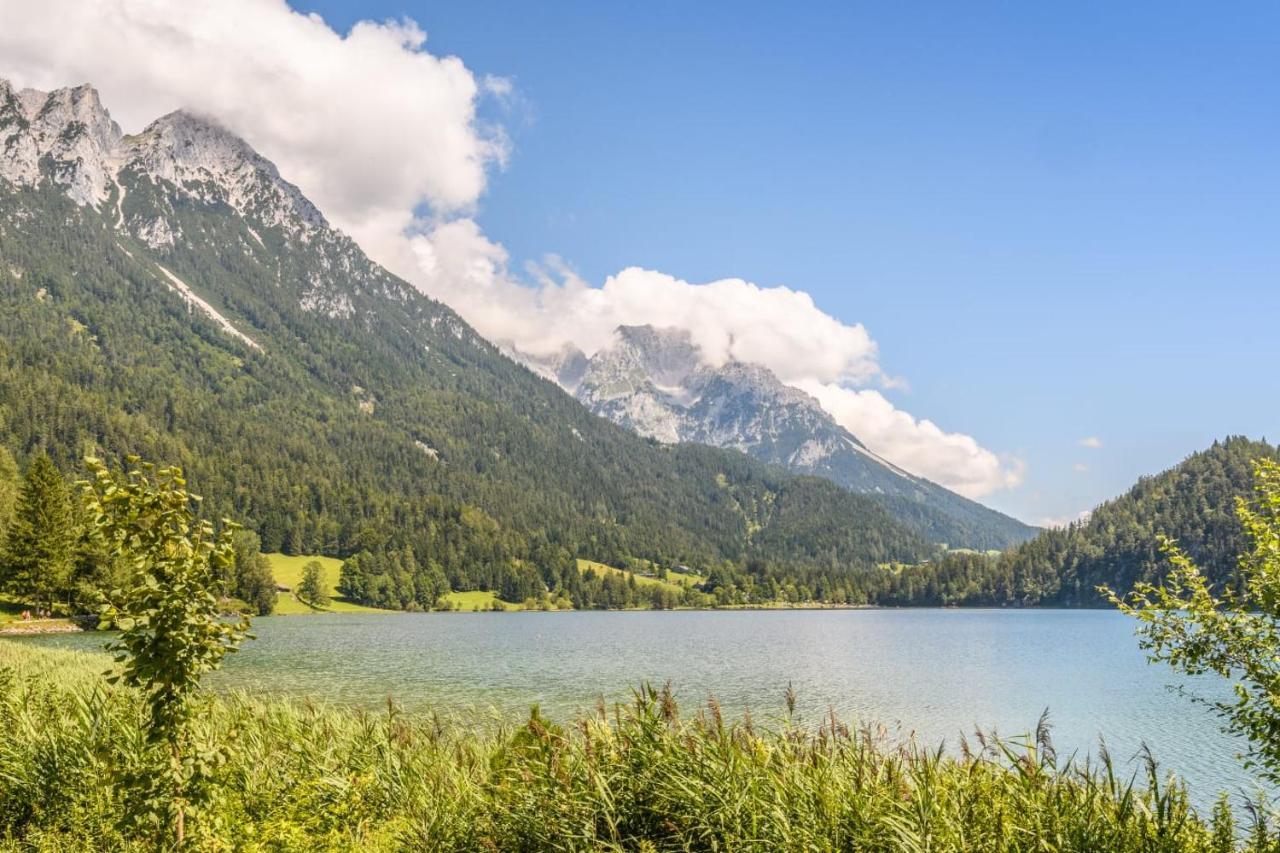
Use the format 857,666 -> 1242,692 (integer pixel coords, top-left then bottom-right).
292,1 -> 1279,524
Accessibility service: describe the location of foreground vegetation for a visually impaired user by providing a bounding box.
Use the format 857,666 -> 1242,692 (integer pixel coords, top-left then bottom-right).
0,641 -> 1263,852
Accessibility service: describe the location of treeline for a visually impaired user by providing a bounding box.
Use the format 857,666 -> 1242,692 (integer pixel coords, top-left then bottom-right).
0,450 -> 277,616
3,438 -> 1271,614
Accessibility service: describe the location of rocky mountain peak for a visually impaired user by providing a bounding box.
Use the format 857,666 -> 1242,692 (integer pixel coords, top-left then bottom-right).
0,79 -> 122,206
620,326 -> 707,384
121,109 -> 327,231
0,77 -> 325,237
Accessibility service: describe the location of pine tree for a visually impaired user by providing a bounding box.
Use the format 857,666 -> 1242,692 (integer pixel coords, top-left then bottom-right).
1,452 -> 77,613
0,447 -> 19,541
229,530 -> 277,615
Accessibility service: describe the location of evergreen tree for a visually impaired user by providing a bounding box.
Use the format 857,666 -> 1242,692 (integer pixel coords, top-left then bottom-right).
229,530 -> 277,615
0,452 -> 77,613
0,447 -> 18,541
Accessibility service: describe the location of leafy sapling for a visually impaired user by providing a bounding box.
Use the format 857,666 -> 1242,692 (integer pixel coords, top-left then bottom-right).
1106,458 -> 1280,784
83,456 -> 250,846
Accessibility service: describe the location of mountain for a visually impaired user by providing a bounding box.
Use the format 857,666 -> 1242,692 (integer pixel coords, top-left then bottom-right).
0,78 -> 934,604
515,325 -> 1037,550
890,437 -> 1280,606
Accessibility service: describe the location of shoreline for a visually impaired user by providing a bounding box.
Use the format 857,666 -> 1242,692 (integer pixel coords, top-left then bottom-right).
0,618 -> 85,636
0,602 -> 1126,634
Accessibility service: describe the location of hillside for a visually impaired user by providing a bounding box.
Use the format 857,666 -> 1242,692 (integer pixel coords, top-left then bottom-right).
0,79 -> 932,602
516,324 -> 1037,550
890,437 -> 1279,606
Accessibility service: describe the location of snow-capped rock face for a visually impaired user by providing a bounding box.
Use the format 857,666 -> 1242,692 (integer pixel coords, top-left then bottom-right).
0,77 -> 430,327
571,324 -> 866,467
552,323 -> 938,494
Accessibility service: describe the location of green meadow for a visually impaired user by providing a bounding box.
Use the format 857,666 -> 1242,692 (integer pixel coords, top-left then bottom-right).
577,558 -> 703,594
438,589 -> 521,611
263,554 -> 387,615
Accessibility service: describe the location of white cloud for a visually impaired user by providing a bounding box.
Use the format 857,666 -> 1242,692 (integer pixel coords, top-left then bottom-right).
1072,462 -> 1089,473
398,234 -> 1024,495
1037,510 -> 1092,530
2,0 -> 1023,500
404,249 -> 884,384
1078,436 -> 1103,449
794,382 -> 1025,498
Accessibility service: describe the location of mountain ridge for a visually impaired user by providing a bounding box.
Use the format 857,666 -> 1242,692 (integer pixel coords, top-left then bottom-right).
0,77 -> 936,604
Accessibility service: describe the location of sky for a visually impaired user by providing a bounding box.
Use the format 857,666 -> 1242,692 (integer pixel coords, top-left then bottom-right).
3,1 -> 1277,525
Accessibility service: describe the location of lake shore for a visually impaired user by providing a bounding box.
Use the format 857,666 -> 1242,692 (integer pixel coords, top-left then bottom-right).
0,617 -> 84,635
0,640 -> 1233,851
14,607 -> 1256,811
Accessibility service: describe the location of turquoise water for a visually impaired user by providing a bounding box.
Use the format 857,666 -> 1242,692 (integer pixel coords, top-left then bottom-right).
13,608 -> 1264,804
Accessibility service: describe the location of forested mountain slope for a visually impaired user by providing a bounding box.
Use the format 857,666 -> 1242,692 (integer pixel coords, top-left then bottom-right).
886,437 -> 1278,606
0,79 -> 930,600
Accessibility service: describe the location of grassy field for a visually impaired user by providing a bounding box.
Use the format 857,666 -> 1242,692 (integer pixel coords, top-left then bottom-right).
577,558 -> 702,594
0,641 -> 1236,851
438,589 -> 522,611
264,553 -> 387,615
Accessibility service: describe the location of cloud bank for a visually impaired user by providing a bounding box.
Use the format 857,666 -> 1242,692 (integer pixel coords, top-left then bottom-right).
0,0 -> 1024,499
795,382 -> 1025,499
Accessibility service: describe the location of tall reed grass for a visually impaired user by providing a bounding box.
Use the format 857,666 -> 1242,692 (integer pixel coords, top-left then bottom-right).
0,642 -> 1267,851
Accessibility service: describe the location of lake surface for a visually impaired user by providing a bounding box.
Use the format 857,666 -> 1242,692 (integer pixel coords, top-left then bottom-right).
13,608 -> 1264,805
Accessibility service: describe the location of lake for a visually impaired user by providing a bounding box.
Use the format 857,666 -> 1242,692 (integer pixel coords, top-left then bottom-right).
12,608 -> 1263,805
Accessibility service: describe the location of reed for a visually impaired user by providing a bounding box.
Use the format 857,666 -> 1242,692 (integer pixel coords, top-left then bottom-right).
0,643 -> 1266,851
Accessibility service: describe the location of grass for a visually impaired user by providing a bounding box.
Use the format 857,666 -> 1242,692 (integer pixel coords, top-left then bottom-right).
438,589 -> 522,611
264,555 -> 706,615
263,553 -> 387,615
577,558 -> 701,594
0,641 -> 1257,851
